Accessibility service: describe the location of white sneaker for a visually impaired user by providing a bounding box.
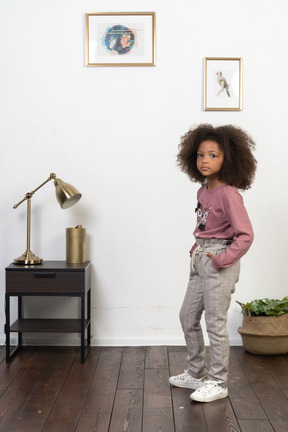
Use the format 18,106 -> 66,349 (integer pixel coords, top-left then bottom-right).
169,370 -> 206,390
190,380 -> 228,402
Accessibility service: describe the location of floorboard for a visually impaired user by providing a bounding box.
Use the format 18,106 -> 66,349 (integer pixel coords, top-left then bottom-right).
228,348 -> 267,420
0,346 -> 287,432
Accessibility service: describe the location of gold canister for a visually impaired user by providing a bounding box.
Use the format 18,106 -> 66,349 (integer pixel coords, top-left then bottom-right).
66,225 -> 86,263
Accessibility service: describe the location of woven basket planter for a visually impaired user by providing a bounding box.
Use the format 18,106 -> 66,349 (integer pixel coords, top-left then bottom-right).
238,313 -> 288,355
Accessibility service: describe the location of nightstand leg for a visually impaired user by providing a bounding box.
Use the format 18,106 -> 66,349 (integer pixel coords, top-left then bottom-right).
80,290 -> 91,363
87,289 -> 91,351
5,294 -> 10,362
5,295 -> 23,362
81,294 -> 85,363
18,296 -> 23,347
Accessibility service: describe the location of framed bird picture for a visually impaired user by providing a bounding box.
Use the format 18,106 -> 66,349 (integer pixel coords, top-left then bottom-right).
204,57 -> 242,111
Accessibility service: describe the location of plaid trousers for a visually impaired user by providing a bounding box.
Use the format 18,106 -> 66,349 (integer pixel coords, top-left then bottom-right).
180,239 -> 240,387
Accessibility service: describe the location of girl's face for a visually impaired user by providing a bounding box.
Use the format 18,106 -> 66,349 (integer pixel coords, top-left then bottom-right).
196,140 -> 224,179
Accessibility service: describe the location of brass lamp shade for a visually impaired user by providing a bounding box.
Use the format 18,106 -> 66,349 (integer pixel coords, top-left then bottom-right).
13,173 -> 82,265
54,178 -> 82,209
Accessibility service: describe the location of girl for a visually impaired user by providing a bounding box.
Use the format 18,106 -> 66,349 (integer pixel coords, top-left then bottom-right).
169,124 -> 257,403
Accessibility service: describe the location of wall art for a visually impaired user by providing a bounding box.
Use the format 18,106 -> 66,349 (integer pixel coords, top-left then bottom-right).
85,12 -> 156,66
204,57 -> 242,111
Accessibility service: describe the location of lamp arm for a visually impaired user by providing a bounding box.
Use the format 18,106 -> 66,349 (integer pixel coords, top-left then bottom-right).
13,173 -> 57,209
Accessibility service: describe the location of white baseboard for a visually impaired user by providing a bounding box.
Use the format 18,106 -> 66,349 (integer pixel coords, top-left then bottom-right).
90,337 -> 243,347
0,334 -> 243,347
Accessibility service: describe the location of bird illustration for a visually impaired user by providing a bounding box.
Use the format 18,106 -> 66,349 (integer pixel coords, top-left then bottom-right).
216,72 -> 230,97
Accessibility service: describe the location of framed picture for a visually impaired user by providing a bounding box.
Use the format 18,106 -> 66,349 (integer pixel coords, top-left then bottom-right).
85,12 -> 156,67
204,58 -> 242,111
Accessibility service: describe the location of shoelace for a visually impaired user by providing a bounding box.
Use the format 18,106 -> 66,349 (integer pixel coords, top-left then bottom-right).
177,370 -> 192,381
176,371 -> 203,382
199,381 -> 222,394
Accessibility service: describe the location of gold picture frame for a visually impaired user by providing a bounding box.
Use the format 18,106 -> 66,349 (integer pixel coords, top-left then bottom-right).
204,57 -> 242,111
85,12 -> 156,67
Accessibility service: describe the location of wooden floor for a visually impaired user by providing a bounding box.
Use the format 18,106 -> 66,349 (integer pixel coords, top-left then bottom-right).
0,346 -> 288,432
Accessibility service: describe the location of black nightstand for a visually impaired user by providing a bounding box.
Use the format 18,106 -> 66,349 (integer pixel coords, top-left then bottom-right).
5,261 -> 91,363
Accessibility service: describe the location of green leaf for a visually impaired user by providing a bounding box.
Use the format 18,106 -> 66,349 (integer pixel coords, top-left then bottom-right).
236,296 -> 288,316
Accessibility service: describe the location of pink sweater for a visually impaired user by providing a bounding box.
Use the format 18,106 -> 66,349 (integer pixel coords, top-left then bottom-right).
192,184 -> 254,270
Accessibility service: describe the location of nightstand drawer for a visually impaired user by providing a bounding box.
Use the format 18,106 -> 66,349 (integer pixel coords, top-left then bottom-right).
6,271 -> 84,294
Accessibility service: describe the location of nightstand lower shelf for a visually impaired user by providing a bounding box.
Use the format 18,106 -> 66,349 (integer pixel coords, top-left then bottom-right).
10,318 -> 91,333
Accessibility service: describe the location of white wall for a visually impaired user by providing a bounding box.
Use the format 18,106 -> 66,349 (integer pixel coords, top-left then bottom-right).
1,0 -> 288,347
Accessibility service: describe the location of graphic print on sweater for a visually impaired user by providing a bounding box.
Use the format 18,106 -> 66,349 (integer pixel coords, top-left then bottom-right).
196,201 -> 211,231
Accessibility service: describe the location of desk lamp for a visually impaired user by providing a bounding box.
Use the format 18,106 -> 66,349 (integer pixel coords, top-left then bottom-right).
13,173 -> 82,265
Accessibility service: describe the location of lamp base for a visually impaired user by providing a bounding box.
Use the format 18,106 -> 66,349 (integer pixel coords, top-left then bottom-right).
14,250 -> 43,265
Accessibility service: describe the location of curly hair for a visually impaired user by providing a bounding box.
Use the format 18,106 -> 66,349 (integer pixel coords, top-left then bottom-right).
177,124 -> 257,190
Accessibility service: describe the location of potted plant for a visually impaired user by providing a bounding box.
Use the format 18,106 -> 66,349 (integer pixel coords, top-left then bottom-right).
236,297 -> 288,355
